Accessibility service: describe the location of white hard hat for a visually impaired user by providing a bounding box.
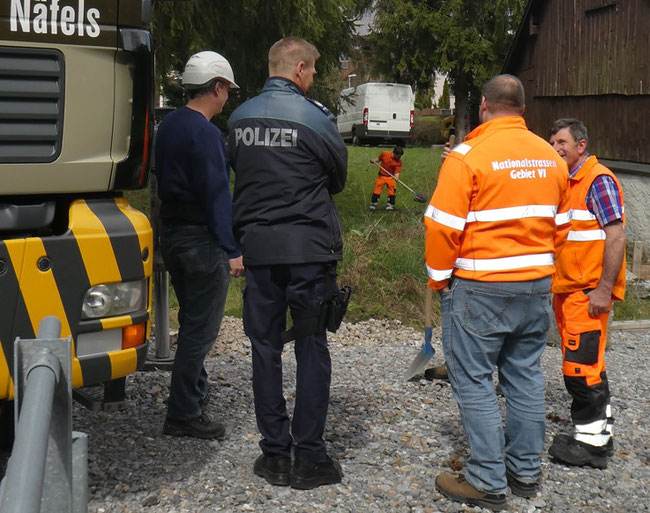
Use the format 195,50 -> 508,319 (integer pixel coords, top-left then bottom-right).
181,51 -> 239,89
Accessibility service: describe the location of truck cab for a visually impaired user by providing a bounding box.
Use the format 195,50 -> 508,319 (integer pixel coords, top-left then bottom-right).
0,0 -> 154,408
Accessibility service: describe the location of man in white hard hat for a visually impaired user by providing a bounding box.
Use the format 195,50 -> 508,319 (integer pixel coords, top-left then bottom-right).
155,51 -> 244,439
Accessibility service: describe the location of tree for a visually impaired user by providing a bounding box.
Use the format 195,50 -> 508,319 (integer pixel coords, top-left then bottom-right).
151,0 -> 373,121
371,0 -> 526,140
414,84 -> 433,110
437,78 -> 450,109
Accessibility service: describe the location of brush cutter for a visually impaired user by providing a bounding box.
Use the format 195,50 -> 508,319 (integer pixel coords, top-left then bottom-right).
404,287 -> 435,380
372,161 -> 427,203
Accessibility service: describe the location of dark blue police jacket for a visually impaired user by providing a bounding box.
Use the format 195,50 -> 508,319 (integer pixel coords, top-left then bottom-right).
228,77 -> 348,266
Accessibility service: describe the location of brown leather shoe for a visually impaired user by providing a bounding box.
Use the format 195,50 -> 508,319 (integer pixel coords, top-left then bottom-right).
424,364 -> 449,381
435,472 -> 507,511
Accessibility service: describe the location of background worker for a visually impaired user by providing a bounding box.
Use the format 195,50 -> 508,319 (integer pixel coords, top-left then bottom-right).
155,51 -> 244,439
548,118 -> 626,468
369,146 -> 404,211
424,75 -> 570,511
228,37 -> 347,489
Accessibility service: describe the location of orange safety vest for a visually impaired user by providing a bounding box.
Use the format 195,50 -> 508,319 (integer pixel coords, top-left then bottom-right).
552,156 -> 626,300
424,116 -> 571,290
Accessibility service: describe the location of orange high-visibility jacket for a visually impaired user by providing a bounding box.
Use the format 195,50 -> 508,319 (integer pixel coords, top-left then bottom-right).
377,151 -> 402,177
552,156 -> 626,300
424,116 -> 571,290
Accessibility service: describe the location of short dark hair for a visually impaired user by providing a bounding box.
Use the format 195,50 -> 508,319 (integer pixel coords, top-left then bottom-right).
268,37 -> 320,75
482,74 -> 525,113
186,78 -> 225,99
550,118 -> 589,145
393,146 -> 404,157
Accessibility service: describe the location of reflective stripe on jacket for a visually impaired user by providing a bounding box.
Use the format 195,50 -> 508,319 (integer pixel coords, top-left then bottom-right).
424,116 -> 571,290
552,156 -> 626,300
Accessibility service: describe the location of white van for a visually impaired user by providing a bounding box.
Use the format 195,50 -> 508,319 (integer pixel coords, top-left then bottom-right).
337,82 -> 414,145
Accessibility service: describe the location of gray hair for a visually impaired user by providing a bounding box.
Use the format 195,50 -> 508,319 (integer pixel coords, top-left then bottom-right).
550,118 -> 589,145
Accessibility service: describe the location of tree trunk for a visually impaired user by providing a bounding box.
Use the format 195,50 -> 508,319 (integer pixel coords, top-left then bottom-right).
452,72 -> 471,142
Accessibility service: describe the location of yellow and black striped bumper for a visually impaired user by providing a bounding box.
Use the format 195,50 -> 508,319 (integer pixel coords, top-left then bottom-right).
0,197 -> 152,400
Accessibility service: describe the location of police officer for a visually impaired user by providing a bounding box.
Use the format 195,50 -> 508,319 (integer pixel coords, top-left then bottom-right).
156,51 -> 244,439
228,37 -> 347,489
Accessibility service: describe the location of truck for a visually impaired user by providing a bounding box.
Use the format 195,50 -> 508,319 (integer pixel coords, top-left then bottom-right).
0,0 -> 154,429
336,82 -> 414,146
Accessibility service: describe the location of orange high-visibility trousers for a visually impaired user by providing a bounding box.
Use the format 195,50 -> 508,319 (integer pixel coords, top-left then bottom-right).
554,291 -> 609,385
553,290 -> 612,446
373,175 -> 397,197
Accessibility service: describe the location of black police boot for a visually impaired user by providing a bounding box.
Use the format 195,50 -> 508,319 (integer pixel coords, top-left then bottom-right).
290,456 -> 343,490
253,454 -> 291,486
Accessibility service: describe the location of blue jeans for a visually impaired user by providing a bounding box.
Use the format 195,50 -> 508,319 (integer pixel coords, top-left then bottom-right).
161,224 -> 231,420
441,276 -> 551,494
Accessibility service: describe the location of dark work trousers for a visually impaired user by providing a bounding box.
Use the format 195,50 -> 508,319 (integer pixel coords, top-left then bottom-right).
161,223 -> 231,421
243,262 -> 338,463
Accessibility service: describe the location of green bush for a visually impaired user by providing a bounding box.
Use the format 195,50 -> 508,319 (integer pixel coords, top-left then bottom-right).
412,117 -> 444,146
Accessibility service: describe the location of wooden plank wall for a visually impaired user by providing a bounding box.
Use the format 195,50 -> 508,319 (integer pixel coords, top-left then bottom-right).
507,0 -> 650,163
533,0 -> 649,96
522,95 -> 650,162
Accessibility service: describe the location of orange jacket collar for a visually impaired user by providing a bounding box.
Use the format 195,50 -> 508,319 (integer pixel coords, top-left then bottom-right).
465,116 -> 527,141
570,155 -> 598,182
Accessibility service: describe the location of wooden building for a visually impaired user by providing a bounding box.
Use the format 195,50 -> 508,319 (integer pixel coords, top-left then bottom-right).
503,0 -> 649,173
503,0 -> 650,255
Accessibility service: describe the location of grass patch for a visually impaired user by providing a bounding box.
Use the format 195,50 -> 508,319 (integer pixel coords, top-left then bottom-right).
127,144 -> 648,330
334,145 -> 442,326
613,294 -> 650,321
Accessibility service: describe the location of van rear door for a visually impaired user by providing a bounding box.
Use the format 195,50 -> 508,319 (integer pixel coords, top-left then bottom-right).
386,85 -> 412,134
365,84 -> 391,129
366,83 -> 412,135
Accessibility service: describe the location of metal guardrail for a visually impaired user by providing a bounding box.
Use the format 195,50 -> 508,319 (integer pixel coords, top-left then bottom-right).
0,316 -> 87,513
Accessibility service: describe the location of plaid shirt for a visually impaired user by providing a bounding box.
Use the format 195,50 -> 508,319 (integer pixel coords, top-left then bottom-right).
570,160 -> 623,227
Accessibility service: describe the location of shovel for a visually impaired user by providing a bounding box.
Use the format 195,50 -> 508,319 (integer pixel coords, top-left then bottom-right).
372,161 -> 427,203
404,287 -> 435,380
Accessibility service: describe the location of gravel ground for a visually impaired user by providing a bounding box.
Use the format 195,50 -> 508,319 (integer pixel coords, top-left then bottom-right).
56,318 -> 650,511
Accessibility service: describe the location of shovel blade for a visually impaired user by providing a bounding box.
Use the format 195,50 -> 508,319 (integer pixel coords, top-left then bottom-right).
413,192 -> 428,203
404,329 -> 435,380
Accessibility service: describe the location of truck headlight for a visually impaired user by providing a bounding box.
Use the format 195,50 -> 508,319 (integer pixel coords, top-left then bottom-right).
82,280 -> 147,319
